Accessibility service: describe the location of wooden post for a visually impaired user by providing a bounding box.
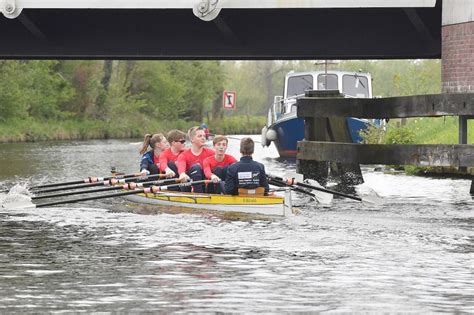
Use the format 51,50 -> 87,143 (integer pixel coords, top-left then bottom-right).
298,116 -> 330,186
459,116 -> 468,173
459,116 -> 468,144
326,117 -> 364,185
297,90 -> 363,186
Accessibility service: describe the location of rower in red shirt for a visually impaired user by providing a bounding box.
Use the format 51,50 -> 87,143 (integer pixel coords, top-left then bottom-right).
177,126 -> 215,193
159,129 -> 187,179
203,135 -> 237,194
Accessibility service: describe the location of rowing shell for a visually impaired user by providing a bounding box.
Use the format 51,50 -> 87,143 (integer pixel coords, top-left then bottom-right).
123,189 -> 294,217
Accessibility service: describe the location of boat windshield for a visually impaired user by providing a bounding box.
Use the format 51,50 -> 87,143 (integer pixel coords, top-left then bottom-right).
286,75 -> 313,97
317,74 -> 338,90
342,74 -> 369,98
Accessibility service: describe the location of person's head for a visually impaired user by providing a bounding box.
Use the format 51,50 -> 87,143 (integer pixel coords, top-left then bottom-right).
200,123 -> 208,129
212,135 -> 228,155
240,137 -> 254,156
188,126 -> 206,147
139,133 -> 168,155
167,129 -> 187,150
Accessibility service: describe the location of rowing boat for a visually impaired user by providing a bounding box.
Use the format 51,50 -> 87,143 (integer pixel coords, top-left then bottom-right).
123,189 -> 294,217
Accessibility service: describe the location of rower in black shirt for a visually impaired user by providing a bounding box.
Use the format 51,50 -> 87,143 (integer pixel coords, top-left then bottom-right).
224,137 -> 269,196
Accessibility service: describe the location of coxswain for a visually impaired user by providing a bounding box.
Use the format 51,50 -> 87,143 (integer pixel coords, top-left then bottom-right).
224,137 -> 269,196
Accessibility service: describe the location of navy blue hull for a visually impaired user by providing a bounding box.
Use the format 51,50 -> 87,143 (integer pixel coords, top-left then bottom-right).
271,116 -> 369,158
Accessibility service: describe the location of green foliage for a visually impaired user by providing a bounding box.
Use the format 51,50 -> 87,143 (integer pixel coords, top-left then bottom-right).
405,117 -> 474,144
210,116 -> 266,135
0,61 -> 30,121
384,126 -> 416,144
57,60 -> 102,118
27,61 -> 76,119
0,61 -> 75,121
359,124 -> 386,144
0,59 -> 449,143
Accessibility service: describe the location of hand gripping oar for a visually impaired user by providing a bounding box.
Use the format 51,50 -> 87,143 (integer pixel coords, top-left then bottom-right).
268,175 -> 362,202
28,172 -> 147,190
31,178 -> 179,200
33,174 -> 167,194
34,180 -> 212,208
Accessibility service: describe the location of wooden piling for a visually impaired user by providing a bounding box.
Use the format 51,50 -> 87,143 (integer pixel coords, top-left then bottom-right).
296,92 -> 474,192
298,90 -> 363,186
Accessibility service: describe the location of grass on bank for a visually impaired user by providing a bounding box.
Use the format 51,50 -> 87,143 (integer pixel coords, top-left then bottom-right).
0,116 -> 266,143
361,117 -> 474,175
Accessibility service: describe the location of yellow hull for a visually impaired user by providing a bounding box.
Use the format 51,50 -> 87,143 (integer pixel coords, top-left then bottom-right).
124,190 -> 293,217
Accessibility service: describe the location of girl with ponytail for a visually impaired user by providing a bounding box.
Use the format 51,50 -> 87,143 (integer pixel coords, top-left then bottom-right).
139,133 -> 169,175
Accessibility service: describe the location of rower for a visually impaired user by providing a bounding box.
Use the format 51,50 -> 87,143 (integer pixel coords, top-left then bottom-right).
139,133 -> 169,176
177,126 -> 215,193
159,129 -> 187,178
224,137 -> 269,196
203,135 -> 237,194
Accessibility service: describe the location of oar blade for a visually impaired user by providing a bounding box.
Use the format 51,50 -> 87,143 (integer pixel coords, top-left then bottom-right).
303,179 -> 333,205
355,185 -> 384,205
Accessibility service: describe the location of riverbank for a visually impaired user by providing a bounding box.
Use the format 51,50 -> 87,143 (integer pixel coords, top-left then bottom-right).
377,117 -> 474,176
0,116 -> 266,143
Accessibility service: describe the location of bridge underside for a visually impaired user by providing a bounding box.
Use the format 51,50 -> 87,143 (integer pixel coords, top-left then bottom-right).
0,5 -> 441,59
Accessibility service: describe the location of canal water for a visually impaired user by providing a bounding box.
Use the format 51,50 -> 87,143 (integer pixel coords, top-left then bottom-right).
0,137 -> 472,313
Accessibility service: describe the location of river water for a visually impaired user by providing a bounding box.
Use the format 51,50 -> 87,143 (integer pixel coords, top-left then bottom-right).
0,137 -> 472,313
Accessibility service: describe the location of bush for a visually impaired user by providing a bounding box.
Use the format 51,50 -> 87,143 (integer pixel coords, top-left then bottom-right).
384,126 -> 416,144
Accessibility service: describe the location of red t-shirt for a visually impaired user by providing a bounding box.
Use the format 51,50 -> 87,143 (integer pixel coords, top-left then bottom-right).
177,147 -> 215,174
159,148 -> 182,172
203,154 -> 238,179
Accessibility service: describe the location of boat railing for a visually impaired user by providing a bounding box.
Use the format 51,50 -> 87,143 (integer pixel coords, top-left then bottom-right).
267,89 -> 369,126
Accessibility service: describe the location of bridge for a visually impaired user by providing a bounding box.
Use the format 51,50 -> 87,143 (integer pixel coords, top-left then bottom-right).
0,0 -> 440,59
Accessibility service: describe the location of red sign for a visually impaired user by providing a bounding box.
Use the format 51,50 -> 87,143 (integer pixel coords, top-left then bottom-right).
223,91 -> 236,110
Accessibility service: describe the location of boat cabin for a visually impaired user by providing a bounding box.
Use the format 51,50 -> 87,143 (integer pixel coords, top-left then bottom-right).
268,71 -> 372,126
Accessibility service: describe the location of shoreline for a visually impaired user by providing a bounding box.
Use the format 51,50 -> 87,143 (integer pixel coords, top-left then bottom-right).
0,117 -> 265,143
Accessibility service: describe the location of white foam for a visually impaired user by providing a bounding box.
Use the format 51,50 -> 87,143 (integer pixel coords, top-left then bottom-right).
0,185 -> 35,210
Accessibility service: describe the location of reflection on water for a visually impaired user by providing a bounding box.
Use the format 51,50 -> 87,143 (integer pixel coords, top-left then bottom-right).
0,138 -> 473,313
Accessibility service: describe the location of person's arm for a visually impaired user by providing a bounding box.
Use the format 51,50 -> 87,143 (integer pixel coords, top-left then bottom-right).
203,157 -> 213,179
140,153 -> 151,174
177,152 -> 190,182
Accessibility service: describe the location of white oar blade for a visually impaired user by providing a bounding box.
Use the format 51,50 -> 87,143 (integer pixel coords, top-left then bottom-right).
285,172 -> 304,182
356,185 -> 384,205
304,179 -> 333,205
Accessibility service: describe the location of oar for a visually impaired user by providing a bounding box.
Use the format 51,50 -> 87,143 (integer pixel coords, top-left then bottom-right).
29,172 -> 145,190
31,178 -> 179,200
268,178 -> 317,198
33,174 -> 167,194
268,175 -> 362,202
34,180 -> 212,208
